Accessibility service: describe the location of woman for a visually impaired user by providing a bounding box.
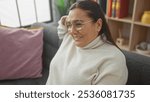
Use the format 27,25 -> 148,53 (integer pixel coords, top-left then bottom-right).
46,0 -> 128,85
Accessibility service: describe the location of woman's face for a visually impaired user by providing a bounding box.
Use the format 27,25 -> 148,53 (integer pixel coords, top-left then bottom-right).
66,8 -> 102,47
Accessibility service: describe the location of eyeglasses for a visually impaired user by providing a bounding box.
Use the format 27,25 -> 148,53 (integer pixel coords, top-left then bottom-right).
66,20 -> 93,32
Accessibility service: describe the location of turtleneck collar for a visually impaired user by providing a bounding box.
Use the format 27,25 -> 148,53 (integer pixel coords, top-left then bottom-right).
78,35 -> 105,50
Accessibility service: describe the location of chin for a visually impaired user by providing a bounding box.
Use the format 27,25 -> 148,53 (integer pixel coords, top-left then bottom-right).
75,42 -> 85,47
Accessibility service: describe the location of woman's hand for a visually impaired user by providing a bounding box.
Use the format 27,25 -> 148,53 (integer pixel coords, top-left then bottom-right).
60,15 -> 67,26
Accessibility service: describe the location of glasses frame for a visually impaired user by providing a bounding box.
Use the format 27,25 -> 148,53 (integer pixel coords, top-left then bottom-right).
66,20 -> 93,32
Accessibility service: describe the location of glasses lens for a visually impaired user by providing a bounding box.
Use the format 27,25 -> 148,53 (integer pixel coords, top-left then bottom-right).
75,22 -> 83,31
66,22 -> 83,32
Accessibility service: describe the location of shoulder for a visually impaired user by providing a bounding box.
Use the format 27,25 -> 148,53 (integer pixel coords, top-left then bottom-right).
100,43 -> 126,62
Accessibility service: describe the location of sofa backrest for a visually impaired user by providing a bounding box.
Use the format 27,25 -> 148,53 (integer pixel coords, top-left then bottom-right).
31,22 -> 60,84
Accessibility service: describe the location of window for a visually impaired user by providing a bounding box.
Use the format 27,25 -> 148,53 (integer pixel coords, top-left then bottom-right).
0,0 -> 52,27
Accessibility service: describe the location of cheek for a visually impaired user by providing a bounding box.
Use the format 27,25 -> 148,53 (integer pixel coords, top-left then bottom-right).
83,25 -> 98,38
80,30 -> 96,43
82,25 -> 94,34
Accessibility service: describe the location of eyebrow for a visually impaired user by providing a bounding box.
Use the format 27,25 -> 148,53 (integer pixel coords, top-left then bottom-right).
66,20 -> 84,23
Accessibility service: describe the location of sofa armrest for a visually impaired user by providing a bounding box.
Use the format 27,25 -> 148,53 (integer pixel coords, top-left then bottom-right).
123,50 -> 150,85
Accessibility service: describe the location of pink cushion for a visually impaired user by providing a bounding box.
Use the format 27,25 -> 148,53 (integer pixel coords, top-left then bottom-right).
0,26 -> 43,80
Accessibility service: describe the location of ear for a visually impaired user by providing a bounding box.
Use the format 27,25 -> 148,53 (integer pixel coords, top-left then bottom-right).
96,18 -> 102,32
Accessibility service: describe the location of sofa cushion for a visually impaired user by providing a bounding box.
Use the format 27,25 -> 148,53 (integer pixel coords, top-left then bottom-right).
0,26 -> 43,80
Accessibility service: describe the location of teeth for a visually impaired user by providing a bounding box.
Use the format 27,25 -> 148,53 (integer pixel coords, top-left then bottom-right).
73,35 -> 83,40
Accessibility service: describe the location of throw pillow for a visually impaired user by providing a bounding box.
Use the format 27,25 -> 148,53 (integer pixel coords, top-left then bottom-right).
0,26 -> 43,80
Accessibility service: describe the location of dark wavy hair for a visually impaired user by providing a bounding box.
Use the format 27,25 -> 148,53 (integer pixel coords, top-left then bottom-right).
68,0 -> 116,46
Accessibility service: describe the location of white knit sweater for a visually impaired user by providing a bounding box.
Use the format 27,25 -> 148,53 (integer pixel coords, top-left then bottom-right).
46,21 -> 128,85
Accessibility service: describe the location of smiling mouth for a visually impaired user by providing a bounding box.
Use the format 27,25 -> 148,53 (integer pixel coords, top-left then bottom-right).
73,35 -> 83,41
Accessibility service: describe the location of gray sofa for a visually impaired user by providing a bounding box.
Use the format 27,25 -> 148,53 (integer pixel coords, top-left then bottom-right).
1,22 -> 150,85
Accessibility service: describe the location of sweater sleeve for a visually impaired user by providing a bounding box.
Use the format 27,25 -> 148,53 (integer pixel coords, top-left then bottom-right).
57,19 -> 68,39
93,53 -> 128,85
